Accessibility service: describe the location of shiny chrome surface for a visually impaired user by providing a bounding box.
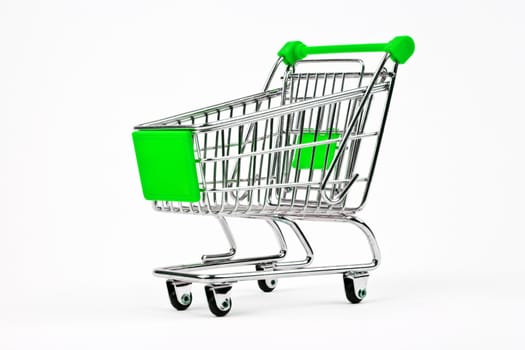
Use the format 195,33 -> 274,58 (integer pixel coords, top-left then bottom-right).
136,53 -> 403,308
153,214 -> 380,284
137,56 -> 397,217
271,216 -> 313,269
185,216 -> 289,270
201,216 -> 237,263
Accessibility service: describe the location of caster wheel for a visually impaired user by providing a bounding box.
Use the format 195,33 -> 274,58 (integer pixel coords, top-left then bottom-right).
256,265 -> 277,293
166,280 -> 192,311
205,285 -> 232,317
343,273 -> 369,304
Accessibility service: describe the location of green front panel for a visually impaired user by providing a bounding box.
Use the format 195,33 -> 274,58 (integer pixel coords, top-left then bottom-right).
132,130 -> 201,202
292,132 -> 341,170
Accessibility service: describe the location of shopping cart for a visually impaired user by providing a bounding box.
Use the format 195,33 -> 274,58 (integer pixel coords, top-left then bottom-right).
132,36 -> 414,316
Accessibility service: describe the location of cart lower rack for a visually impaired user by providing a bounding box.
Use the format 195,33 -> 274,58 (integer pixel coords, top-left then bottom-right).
132,36 -> 414,316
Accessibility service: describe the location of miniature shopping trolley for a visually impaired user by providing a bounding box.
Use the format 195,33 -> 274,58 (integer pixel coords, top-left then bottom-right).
132,36 -> 414,316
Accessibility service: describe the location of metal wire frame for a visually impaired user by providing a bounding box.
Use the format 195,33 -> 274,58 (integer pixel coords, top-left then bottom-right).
135,53 -> 406,313
137,54 -> 398,219
153,214 -> 380,284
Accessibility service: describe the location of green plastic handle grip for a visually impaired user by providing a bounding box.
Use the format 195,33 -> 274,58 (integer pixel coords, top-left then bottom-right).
278,35 -> 415,66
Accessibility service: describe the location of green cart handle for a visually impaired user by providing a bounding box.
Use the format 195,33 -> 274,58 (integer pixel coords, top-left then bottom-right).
278,35 -> 415,66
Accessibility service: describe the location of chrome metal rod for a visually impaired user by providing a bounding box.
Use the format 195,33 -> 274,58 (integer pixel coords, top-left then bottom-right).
153,215 -> 380,284
153,262 -> 378,283
201,216 -> 237,263
272,217 -> 314,269
198,131 -> 378,163
262,57 -> 284,92
197,217 -> 288,266
193,84 -> 389,133
136,89 -> 282,129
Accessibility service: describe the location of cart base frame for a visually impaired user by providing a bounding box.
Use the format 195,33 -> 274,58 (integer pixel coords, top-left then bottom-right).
154,214 -> 380,316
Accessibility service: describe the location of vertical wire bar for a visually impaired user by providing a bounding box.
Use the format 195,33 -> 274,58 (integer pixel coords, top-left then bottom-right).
303,73 -> 319,208
218,108 -> 228,213
275,72 -> 295,209
189,115 -> 197,214
225,107 -> 233,206
264,114 -> 274,210
307,73 -> 320,129
246,117 -> 258,212
258,111 -> 269,209
290,110 -> 306,208
271,68 -> 292,211
283,73 -> 302,189
326,73 -> 341,204
232,103 -> 246,212
260,95 -> 275,212
203,112 -> 208,185
314,72 -> 329,209
261,97 -> 273,211
294,73 -> 310,211
213,109 -> 220,205
300,74 -> 310,207
193,134 -> 204,214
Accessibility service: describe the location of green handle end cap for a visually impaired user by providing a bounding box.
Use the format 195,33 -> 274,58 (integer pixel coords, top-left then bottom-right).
278,41 -> 307,66
387,36 -> 415,64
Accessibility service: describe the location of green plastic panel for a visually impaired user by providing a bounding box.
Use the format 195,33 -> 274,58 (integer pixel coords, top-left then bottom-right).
132,130 -> 201,202
292,132 -> 341,170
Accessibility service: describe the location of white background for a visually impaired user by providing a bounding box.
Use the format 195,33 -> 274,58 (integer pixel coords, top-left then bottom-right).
2,0 -> 524,348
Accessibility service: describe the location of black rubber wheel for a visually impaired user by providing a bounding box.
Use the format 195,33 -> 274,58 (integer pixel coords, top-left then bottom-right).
166,280 -> 192,311
256,265 -> 277,293
204,285 -> 232,317
343,276 -> 366,304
